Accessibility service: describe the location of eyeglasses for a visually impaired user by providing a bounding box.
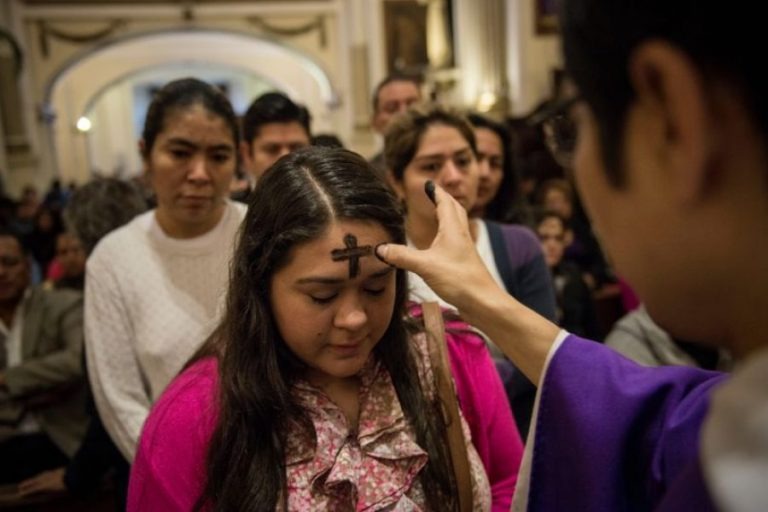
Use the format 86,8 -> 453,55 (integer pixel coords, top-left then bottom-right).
529,96 -> 582,168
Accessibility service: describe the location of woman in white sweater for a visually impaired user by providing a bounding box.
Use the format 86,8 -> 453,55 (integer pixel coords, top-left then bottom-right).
84,78 -> 246,461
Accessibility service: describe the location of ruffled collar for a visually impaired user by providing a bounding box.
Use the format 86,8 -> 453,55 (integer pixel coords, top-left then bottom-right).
284,357 -> 428,510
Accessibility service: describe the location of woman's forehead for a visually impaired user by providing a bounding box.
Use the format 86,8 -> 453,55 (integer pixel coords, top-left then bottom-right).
317,222 -> 390,254
414,125 -> 469,156
284,221 -> 392,275
159,105 -> 234,141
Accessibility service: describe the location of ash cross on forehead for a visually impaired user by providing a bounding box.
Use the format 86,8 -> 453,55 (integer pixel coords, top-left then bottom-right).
331,234 -> 373,278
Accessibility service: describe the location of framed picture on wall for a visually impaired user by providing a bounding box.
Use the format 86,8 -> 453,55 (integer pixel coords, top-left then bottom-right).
535,0 -> 559,35
384,0 -> 429,74
383,0 -> 454,75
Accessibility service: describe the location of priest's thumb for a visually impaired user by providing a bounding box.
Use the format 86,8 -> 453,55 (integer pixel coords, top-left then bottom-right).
375,243 -> 425,275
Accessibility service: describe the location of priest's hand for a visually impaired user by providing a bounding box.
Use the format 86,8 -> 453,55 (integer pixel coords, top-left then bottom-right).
376,182 -> 500,314
377,181 -> 560,385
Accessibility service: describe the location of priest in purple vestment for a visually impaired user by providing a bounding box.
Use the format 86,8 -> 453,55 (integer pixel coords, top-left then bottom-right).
375,1 -> 768,510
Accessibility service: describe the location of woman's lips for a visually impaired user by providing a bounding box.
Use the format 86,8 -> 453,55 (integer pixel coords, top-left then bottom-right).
179,196 -> 212,206
329,338 -> 367,356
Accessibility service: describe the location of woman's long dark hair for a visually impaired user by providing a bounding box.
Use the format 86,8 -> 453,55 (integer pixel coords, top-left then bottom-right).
193,147 -> 459,511
467,113 -> 533,225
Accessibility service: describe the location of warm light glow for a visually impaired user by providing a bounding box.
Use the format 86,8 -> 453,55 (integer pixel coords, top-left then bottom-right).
476,91 -> 498,112
76,116 -> 92,132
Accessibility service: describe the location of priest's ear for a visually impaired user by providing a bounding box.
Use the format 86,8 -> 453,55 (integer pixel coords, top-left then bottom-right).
628,40 -> 720,205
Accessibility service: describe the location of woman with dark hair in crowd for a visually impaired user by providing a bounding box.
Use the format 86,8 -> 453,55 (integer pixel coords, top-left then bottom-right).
467,113 -> 533,226
128,147 -> 517,510
534,209 -> 600,340
85,78 -> 246,463
384,104 -> 556,441
26,204 -> 64,276
536,178 -> 613,288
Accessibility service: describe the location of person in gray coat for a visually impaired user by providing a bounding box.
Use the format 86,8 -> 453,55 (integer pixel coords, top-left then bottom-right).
605,305 -> 731,371
0,227 -> 86,484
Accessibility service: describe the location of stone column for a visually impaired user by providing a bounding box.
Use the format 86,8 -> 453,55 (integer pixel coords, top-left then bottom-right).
0,2 -> 32,171
505,0 -> 562,115
452,0 -> 509,117
0,0 -> 43,196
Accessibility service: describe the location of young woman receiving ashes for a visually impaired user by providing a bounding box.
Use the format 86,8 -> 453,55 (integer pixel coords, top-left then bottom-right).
128,147 -> 520,511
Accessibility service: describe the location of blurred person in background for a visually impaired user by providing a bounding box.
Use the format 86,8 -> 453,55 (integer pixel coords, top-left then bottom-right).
17,177 -> 148,509
468,113 -> 534,226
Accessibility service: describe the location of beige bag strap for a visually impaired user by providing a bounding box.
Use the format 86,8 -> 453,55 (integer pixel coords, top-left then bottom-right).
422,301 -> 473,512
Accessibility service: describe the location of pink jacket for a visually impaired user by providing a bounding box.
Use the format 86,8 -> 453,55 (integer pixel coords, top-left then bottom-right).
129,315 -> 522,511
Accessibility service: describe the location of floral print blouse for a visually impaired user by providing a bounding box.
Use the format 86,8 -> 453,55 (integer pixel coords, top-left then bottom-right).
283,334 -> 491,510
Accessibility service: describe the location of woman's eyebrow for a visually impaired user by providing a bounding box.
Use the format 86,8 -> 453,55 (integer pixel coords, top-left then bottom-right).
413,146 -> 472,162
295,267 -> 392,285
165,137 -> 198,149
369,267 -> 395,279
295,276 -> 345,285
165,137 -> 233,152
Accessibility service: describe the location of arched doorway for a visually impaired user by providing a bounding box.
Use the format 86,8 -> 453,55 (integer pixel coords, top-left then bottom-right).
46,29 -> 340,183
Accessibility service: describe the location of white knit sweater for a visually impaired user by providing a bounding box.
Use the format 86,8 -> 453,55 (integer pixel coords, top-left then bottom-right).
85,200 -> 246,461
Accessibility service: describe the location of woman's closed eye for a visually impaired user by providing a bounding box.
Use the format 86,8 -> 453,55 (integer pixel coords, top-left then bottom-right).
308,285 -> 387,305
364,286 -> 386,297
310,293 -> 338,305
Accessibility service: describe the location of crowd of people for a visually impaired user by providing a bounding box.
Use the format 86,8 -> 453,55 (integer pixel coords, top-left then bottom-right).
1,0 -> 765,509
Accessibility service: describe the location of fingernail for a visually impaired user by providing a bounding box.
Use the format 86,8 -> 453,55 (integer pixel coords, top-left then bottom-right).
424,180 -> 436,205
374,243 -> 389,263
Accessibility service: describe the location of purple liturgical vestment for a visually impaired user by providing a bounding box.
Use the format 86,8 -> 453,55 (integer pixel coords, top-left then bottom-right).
521,335 -> 728,511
